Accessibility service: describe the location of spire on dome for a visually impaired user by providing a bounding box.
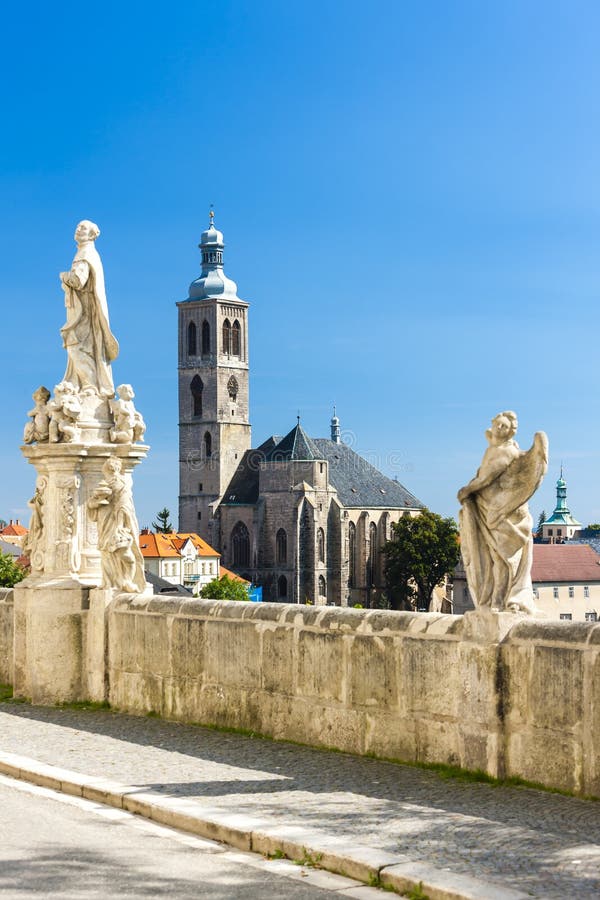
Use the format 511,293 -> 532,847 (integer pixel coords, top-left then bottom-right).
331,405 -> 341,443
187,210 -> 241,301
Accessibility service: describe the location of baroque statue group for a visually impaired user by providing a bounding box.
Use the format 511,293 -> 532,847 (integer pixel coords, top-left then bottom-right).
21,220 -> 147,594
19,219 -> 549,614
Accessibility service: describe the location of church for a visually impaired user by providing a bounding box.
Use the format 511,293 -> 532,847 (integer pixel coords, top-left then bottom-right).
177,215 -> 423,605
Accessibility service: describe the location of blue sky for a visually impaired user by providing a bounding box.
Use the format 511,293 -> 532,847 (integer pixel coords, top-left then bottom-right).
2,0 -> 600,529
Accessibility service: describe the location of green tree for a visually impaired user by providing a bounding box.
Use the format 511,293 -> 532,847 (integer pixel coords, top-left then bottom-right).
587,523 -> 600,531
383,509 -> 459,612
0,549 -> 25,588
199,574 -> 249,602
152,507 -> 173,533
535,510 -> 547,537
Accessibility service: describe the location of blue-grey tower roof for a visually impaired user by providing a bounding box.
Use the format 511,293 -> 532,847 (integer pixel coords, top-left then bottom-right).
186,210 -> 242,302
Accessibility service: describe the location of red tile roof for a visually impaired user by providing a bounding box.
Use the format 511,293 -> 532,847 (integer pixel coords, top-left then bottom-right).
220,566 -> 250,585
138,531 -> 220,560
0,521 -> 28,536
532,544 -> 600,584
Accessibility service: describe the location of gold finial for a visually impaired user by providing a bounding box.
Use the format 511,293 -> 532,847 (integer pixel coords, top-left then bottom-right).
209,205 -> 215,226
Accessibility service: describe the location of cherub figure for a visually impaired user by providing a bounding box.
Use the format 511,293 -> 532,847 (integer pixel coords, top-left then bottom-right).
48,381 -> 82,443
109,383 -> 146,444
23,386 -> 51,444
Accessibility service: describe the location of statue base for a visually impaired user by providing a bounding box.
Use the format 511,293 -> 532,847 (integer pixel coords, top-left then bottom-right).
462,607 -> 529,643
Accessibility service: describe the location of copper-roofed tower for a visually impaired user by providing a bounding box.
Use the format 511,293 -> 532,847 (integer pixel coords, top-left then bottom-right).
541,467 -> 582,543
177,212 -> 251,541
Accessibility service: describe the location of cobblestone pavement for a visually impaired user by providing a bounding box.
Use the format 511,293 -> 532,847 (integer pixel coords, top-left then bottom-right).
0,703 -> 599,898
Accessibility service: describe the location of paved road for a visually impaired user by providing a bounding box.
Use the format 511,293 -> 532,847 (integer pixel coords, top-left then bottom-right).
0,776 -> 374,898
1,703 -> 599,898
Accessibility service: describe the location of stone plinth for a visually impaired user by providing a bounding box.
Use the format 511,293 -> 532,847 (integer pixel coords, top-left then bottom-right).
21,441 -> 148,587
14,441 -> 149,704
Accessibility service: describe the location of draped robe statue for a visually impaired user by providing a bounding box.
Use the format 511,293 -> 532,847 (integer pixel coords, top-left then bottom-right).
60,220 -> 119,397
458,412 -> 548,614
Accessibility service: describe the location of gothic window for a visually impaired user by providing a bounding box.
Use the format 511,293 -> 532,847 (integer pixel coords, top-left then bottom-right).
188,321 -> 197,356
201,320 -> 210,355
228,375 -> 239,402
367,522 -> 377,586
348,522 -> 356,588
222,318 -> 231,355
318,575 -> 327,598
278,574 -> 288,599
204,431 -> 212,459
191,375 -> 203,417
317,527 -> 325,563
231,521 -> 250,567
276,528 -> 287,565
232,319 -> 241,356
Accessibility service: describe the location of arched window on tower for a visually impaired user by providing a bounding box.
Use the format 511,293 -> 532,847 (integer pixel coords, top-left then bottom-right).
276,528 -> 287,565
318,575 -> 327,600
232,319 -> 241,356
191,375 -> 203,417
367,522 -> 377,587
278,574 -> 288,599
188,321 -> 197,356
222,319 -> 231,355
348,522 -> 356,588
231,521 -> 250,567
204,431 -> 212,459
317,527 -> 325,563
201,320 -> 210,356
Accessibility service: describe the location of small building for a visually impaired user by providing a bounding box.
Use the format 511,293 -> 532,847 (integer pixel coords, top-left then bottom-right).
139,531 -> 220,594
541,469 -> 581,543
0,519 -> 28,548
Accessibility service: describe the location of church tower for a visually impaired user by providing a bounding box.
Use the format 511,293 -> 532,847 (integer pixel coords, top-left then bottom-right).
178,213 -> 251,541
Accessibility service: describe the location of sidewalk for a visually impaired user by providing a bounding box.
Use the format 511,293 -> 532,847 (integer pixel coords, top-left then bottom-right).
0,702 -> 598,899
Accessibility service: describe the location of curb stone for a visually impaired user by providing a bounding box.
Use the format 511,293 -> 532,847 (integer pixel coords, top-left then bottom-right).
0,750 -> 529,900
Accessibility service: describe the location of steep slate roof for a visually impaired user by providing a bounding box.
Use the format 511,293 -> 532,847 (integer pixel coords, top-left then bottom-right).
220,428 -> 423,511
264,423 -> 320,461
531,543 -> 600,583
313,439 -> 423,509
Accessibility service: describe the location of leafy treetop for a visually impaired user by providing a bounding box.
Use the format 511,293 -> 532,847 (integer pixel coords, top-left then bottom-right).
384,508 -> 460,612
199,574 -> 249,602
0,549 -> 25,588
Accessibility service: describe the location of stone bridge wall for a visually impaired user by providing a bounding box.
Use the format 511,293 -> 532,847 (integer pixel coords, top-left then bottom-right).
2,593 -> 599,796
0,589 -> 14,685
106,597 -> 600,797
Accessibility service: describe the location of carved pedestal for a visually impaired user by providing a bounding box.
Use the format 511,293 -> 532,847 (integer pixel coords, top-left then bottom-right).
13,441 -> 149,703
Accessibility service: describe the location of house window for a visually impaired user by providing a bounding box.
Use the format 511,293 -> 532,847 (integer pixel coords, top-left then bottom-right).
559,613 -> 573,620
231,521 -> 250,567
231,319 -> 241,356
548,529 -> 553,536
585,611 -> 598,622
191,375 -> 203,417
568,586 -> 574,599
553,587 -> 559,599
187,321 -> 197,356
557,529 -> 562,537
201,320 -> 210,355
584,586 -> 590,599
204,432 -> 212,459
317,527 -> 325,563
276,528 -> 287,565
278,574 -> 288,599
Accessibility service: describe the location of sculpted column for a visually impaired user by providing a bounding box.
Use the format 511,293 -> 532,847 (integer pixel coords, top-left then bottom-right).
14,220 -> 150,704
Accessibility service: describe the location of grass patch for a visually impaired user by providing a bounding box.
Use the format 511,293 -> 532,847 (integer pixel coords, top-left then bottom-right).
0,684 -> 13,702
293,848 -> 323,868
56,700 -> 111,712
402,883 -> 430,900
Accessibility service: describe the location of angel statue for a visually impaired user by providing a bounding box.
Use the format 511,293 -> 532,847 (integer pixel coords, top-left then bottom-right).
458,411 -> 548,614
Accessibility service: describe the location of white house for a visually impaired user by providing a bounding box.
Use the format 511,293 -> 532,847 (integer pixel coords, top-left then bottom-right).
139,530 -> 220,594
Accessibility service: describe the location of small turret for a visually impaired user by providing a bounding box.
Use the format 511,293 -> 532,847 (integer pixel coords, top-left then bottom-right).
331,406 -> 341,444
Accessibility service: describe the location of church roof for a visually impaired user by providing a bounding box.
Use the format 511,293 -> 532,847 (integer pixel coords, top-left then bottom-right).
531,543 -> 600,583
265,423 -> 320,461
220,432 -> 423,510
313,439 -> 423,509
